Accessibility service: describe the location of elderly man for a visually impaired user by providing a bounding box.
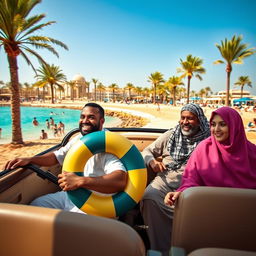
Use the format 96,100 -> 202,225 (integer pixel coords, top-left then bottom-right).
140,103 -> 210,255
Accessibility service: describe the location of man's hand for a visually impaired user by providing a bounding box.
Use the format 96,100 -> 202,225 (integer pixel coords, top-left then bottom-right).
4,153 -> 58,171
58,171 -> 82,191
149,159 -> 166,173
4,157 -> 32,170
164,191 -> 181,206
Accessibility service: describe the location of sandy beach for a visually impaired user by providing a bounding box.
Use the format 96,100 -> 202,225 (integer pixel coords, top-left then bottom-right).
1,102 -> 255,170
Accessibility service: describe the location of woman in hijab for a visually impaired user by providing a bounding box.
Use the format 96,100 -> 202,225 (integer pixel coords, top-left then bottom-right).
165,106 -> 256,206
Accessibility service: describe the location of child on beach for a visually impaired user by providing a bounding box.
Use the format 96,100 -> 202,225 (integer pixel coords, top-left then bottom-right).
40,129 -> 48,140
247,118 -> 256,131
49,117 -> 54,128
53,124 -> 59,137
45,119 -> 50,129
32,117 -> 39,126
58,121 -> 65,135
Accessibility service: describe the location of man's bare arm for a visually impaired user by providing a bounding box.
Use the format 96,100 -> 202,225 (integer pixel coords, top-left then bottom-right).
58,170 -> 127,194
4,152 -> 58,170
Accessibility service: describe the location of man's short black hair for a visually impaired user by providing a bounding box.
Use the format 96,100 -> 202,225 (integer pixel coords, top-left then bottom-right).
83,102 -> 105,118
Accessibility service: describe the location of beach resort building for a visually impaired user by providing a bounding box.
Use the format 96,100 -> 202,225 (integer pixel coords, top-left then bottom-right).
62,74 -> 88,100
205,89 -> 255,105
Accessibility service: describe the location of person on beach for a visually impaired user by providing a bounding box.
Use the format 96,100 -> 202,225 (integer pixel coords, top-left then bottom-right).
45,119 -> 50,129
0,128 -> 2,139
247,118 -> 256,131
49,117 -> 54,127
53,124 -> 59,137
140,103 -> 210,255
58,121 -> 65,135
40,129 -> 48,140
5,103 -> 127,214
32,117 -> 39,126
164,106 -> 256,207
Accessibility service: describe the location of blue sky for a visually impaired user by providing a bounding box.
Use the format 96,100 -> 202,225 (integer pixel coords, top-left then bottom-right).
0,0 -> 256,95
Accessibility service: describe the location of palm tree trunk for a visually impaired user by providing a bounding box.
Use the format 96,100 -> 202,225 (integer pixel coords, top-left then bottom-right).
113,90 -> 115,103
173,87 -> 176,106
153,85 -> 156,104
71,86 -> 74,101
225,71 -> 231,106
43,86 -> 45,102
8,55 -> 23,144
50,84 -> 54,104
241,85 -> 244,98
186,76 -> 191,104
225,64 -> 232,106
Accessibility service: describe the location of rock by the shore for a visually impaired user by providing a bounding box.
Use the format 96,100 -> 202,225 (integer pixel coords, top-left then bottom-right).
106,110 -> 148,128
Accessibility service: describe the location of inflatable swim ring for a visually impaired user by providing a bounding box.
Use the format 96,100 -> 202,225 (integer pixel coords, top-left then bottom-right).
62,131 -> 147,218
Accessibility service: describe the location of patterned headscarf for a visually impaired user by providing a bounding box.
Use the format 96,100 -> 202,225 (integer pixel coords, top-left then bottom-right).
167,103 -> 210,170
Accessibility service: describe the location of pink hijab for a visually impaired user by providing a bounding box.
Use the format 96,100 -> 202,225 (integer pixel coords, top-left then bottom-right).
177,107 -> 256,191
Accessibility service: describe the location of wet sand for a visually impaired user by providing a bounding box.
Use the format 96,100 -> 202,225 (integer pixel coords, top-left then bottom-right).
0,102 -> 255,170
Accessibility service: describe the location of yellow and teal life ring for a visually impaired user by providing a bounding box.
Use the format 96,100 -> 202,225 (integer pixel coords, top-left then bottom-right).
62,131 -> 147,218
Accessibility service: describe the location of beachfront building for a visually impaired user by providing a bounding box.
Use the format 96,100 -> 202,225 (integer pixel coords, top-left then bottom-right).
60,74 -> 90,100
205,89 -> 255,106
218,89 -> 251,99
73,74 -> 88,99
0,87 -> 11,101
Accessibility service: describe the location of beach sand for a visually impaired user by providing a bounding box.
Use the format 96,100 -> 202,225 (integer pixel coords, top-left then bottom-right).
0,102 -> 255,170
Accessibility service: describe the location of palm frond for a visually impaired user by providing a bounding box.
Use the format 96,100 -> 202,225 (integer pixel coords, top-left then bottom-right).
19,20 -> 55,39
19,53 -> 36,73
19,45 -> 48,66
213,60 -> 224,64
195,74 -> 203,81
22,41 -> 59,57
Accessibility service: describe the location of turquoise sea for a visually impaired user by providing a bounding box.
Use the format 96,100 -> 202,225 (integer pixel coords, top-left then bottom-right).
0,106 -> 118,144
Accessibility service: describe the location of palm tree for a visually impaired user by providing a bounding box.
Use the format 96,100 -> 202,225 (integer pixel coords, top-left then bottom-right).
156,84 -> 169,103
34,64 -> 66,104
177,54 -> 205,104
66,80 -> 76,101
125,83 -> 135,100
177,87 -> 187,100
234,76 -> 252,98
204,86 -> 213,97
97,82 -> 105,102
22,82 -> 32,101
142,87 -> 151,103
166,76 -> 184,106
85,81 -> 90,99
214,35 -> 255,106
190,90 -> 196,97
91,78 -> 98,101
0,0 -> 68,144
134,86 -> 143,97
32,81 -> 41,99
108,83 -> 119,103
198,88 -> 206,103
131,86 -> 142,102
148,72 -> 164,104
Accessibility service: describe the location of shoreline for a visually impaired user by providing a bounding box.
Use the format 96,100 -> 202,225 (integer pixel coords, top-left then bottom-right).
0,103 -> 148,144
0,101 -> 255,170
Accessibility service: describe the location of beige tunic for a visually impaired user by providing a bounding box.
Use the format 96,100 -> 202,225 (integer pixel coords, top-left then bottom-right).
140,129 -> 186,255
